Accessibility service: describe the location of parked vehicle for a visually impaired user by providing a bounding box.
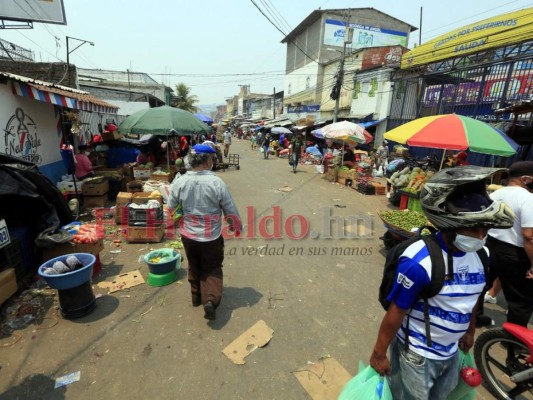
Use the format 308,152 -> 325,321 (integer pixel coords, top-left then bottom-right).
474,322 -> 533,399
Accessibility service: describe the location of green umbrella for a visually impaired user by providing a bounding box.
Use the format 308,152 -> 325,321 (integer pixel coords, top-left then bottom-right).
118,106 -> 210,136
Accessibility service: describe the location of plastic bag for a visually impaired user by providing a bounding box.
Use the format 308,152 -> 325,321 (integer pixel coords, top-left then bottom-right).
260,147 -> 265,153
446,350 -> 477,400
338,361 -> 392,400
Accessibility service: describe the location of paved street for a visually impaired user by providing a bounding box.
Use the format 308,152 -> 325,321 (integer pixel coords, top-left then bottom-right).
0,139 -> 502,399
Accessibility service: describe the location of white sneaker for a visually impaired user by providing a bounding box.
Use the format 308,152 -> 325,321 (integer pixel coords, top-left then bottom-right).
484,293 -> 497,304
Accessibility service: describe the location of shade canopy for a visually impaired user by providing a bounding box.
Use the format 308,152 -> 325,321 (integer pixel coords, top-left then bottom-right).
118,106 -> 210,136
271,127 -> 292,135
194,113 -> 213,123
384,114 -> 518,157
320,121 -> 373,144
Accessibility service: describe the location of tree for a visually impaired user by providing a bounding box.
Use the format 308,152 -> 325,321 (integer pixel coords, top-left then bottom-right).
172,82 -> 199,113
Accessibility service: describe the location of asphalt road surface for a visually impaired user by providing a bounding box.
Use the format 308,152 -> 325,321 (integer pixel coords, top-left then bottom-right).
0,139 -> 504,399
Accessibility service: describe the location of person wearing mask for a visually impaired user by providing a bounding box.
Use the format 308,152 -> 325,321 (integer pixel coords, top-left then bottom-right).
74,145 -> 95,180
168,145 -> 242,321
486,161 -> 533,327
370,166 -> 515,399
289,134 -> 304,173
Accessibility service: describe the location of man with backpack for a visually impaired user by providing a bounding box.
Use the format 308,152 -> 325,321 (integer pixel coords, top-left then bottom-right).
370,166 -> 515,400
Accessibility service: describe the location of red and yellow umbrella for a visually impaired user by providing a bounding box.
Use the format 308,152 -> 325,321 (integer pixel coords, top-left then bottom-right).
384,114 -> 518,157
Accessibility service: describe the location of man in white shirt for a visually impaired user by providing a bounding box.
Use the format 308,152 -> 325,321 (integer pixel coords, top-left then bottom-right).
222,129 -> 232,158
487,161 -> 533,327
168,144 -> 241,320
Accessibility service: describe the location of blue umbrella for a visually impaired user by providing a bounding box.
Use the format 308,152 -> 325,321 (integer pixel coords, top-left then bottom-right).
194,113 -> 213,124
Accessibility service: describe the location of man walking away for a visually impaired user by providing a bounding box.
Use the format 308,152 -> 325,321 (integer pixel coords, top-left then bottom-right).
370,166 -> 514,400
168,144 -> 242,321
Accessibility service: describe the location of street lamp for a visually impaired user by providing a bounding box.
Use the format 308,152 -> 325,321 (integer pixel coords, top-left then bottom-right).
333,28 -> 353,123
66,36 -> 94,67
65,36 -> 94,87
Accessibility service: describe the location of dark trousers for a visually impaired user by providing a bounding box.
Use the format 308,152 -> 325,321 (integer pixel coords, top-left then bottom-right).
181,235 -> 224,307
487,236 -> 533,327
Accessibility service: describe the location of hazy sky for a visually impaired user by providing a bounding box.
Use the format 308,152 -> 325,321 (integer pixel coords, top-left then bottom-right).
1,0 -> 531,107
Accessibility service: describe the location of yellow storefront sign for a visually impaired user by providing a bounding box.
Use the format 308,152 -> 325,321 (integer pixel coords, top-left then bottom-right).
401,8 -> 533,69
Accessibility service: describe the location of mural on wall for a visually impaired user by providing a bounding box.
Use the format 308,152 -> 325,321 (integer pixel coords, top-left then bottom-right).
3,107 -> 42,163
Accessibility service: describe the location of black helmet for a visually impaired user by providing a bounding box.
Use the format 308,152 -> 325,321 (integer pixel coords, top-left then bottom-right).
420,166 -> 515,230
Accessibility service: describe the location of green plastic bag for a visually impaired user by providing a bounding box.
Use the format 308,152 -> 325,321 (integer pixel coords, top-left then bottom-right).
338,361 -> 393,400
446,350 -> 477,400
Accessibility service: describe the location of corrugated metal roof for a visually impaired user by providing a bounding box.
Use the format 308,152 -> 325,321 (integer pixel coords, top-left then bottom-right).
2,71 -> 118,112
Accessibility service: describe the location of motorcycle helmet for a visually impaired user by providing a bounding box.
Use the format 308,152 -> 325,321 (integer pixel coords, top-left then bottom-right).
420,165 -> 514,230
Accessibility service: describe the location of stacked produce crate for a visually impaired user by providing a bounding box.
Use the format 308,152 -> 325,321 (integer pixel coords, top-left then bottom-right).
82,177 -> 109,208
126,192 -> 165,243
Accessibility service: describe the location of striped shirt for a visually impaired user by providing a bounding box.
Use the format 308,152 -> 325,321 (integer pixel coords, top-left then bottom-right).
168,171 -> 241,242
387,233 -> 487,360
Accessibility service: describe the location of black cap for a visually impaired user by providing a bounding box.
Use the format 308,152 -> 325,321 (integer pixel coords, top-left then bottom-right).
508,161 -> 533,178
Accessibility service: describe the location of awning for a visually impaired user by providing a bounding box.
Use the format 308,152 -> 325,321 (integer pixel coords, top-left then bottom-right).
358,118 -> 387,128
5,72 -> 118,114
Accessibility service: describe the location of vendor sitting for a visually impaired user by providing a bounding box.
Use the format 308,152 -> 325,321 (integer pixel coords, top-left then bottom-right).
454,151 -> 470,166
74,145 -> 95,180
136,146 -> 156,165
342,145 -> 356,168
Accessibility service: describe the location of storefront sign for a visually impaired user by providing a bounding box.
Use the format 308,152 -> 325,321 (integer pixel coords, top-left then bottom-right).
402,8 -> 533,69
287,104 -> 320,113
361,46 -> 406,70
324,19 -> 407,49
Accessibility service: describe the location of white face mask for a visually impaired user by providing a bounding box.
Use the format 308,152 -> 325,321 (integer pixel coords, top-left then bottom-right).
453,234 -> 486,253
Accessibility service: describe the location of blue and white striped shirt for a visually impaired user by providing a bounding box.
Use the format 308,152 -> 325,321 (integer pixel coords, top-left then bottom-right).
387,233 -> 487,360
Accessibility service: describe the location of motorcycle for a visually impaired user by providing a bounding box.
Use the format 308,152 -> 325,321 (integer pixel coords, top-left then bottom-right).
474,322 -> 533,399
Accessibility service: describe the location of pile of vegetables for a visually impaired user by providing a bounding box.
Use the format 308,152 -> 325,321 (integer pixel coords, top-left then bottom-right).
389,167 -> 434,191
72,224 -> 103,244
379,210 -> 431,233
137,162 -> 154,168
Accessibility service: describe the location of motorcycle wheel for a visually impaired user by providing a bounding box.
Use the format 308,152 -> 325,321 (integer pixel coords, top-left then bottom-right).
474,327 -> 533,399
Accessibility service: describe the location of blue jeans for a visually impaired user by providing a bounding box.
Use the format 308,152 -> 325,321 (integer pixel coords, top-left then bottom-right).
291,153 -> 300,171
263,145 -> 269,159
389,338 -> 459,400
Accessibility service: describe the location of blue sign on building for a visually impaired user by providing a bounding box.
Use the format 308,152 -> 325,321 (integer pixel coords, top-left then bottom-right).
287,104 -> 321,113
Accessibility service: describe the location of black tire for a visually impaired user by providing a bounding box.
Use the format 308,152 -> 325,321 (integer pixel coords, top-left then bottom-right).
236,165 -> 240,170
474,328 -> 533,400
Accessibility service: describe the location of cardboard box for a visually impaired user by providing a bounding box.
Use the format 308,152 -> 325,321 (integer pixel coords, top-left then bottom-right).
116,192 -> 133,205
150,171 -> 174,183
132,192 -> 163,204
84,194 -> 108,208
324,168 -> 337,183
114,192 -> 133,224
337,170 -> 349,179
42,238 -> 104,262
133,168 -> 153,180
126,225 -> 165,243
0,268 -> 17,305
82,180 -> 109,196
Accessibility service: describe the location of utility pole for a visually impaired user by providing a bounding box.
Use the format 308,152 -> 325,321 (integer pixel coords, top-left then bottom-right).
66,36 -> 94,87
273,87 -> 276,119
333,28 -> 353,123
